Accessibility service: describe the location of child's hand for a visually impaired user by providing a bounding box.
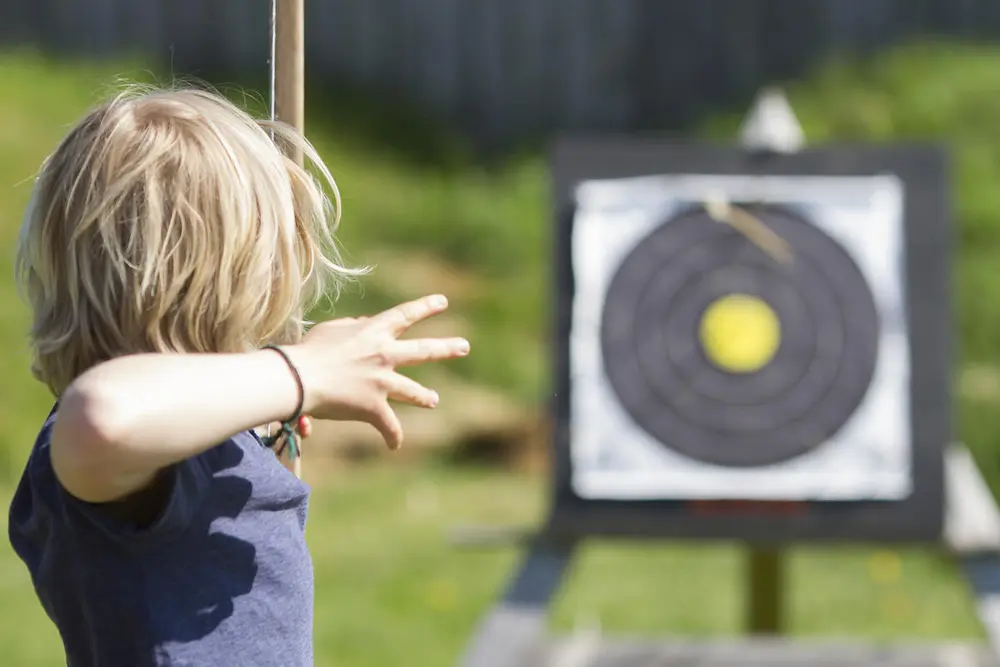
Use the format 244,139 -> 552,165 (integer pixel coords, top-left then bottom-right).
286,295 -> 469,450
297,415 -> 313,439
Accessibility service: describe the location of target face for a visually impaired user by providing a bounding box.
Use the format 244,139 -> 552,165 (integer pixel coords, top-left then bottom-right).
569,174 -> 911,502
600,203 -> 880,468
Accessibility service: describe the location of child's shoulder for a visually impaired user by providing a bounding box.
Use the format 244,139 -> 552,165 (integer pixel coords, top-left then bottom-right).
9,406 -> 307,550
8,406 -> 315,666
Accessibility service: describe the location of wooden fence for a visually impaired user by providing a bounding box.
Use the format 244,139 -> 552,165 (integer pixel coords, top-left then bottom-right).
1,0 -> 999,145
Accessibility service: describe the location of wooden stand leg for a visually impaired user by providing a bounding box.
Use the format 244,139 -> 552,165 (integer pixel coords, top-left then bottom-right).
747,547 -> 786,635
459,537 -> 576,667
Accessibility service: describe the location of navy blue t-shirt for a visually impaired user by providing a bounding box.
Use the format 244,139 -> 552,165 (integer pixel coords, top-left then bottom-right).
8,407 -> 314,667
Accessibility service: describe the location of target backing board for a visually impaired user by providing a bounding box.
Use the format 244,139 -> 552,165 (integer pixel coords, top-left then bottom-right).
549,138 -> 950,544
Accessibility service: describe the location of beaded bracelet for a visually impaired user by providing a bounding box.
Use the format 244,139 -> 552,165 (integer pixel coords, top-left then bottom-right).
261,344 -> 305,461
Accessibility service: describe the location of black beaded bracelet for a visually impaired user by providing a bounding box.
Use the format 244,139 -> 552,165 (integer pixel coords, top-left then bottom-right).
261,344 -> 305,461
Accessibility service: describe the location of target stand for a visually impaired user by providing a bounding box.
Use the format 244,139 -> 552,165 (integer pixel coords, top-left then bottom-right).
455,94 -> 1000,667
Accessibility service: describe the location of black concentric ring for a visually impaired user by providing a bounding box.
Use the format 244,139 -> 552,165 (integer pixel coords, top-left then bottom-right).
599,204 -> 880,467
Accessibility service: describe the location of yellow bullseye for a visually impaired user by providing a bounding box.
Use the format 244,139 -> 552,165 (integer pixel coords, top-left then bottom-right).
698,294 -> 781,373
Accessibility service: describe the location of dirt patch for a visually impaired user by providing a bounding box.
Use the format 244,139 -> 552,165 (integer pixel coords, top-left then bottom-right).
302,374 -> 546,473
443,413 -> 550,474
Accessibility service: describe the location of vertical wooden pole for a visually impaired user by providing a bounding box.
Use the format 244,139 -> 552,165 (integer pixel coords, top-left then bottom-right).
747,547 -> 785,635
736,90 -> 800,637
271,0 -> 306,480
272,0 -> 305,165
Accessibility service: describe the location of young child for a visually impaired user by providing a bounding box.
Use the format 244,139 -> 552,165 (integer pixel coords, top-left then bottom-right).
7,86 -> 470,666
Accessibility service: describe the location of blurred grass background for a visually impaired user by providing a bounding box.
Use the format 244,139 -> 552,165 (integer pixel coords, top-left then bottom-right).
0,41 -> 997,665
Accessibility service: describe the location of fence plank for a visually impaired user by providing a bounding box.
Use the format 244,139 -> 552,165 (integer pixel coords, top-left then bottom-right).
4,0 -> 1000,144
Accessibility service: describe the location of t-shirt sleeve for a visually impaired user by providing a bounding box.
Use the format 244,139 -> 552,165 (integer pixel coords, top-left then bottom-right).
33,426 -> 210,549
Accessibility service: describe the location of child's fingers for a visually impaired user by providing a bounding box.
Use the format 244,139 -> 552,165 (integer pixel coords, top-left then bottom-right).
386,372 -> 439,408
388,337 -> 470,367
370,402 -> 404,450
297,415 -> 313,439
373,295 -> 449,336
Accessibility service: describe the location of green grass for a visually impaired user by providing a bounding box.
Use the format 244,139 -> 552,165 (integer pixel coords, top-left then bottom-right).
0,461 -> 986,666
2,40 -> 1000,665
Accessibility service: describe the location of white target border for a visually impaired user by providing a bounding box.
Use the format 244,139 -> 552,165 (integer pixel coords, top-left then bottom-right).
570,173 -> 910,501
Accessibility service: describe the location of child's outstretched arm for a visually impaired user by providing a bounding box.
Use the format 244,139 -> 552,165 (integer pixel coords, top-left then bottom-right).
51,294 -> 469,504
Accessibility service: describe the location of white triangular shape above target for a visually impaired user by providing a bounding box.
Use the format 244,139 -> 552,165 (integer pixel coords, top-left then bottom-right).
739,87 -> 805,154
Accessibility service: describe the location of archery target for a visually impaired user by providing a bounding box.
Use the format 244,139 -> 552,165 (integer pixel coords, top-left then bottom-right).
570,174 -> 910,501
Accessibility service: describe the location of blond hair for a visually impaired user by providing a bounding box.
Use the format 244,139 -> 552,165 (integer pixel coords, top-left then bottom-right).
16,85 -> 363,395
